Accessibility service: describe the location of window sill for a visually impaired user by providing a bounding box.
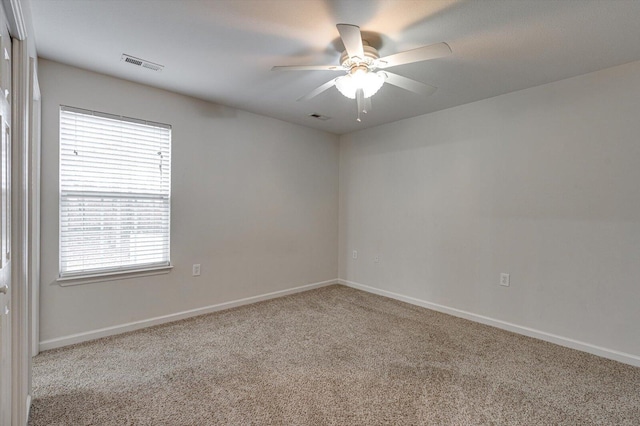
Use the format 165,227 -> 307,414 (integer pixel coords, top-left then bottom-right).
57,265 -> 173,287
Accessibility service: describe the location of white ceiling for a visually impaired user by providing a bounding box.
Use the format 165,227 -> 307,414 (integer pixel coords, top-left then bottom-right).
30,0 -> 640,135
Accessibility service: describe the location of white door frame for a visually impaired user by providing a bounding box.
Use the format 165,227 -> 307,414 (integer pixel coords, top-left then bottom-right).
3,0 -> 34,423
28,57 -> 39,360
11,36 -> 30,425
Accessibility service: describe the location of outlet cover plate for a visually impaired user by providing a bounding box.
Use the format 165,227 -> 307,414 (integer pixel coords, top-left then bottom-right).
500,273 -> 510,287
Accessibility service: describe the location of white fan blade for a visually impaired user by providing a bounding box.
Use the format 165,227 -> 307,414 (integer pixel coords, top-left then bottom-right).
377,42 -> 451,68
384,72 -> 437,96
297,78 -> 337,101
272,65 -> 343,71
337,23 -> 364,60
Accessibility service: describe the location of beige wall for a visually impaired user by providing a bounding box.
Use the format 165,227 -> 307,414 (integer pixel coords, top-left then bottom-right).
40,56 -> 640,364
339,60 -> 640,360
39,59 -> 339,344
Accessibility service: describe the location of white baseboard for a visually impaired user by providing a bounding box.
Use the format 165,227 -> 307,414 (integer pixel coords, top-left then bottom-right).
26,394 -> 31,423
39,279 -> 338,351
40,277 -> 640,367
338,279 -> 640,368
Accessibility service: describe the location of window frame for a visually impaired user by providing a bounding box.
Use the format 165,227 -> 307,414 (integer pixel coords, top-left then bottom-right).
57,105 -> 172,283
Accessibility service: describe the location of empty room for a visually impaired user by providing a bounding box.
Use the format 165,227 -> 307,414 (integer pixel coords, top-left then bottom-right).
1,0 -> 639,424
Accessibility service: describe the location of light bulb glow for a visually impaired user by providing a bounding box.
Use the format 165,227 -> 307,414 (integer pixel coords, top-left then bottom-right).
335,70 -> 387,99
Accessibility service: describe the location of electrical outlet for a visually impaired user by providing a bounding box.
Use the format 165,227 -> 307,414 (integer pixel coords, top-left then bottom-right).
352,250 -> 358,259
500,273 -> 510,287
192,264 -> 201,277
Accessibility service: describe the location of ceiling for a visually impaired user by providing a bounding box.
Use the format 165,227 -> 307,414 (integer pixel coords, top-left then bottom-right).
30,0 -> 640,135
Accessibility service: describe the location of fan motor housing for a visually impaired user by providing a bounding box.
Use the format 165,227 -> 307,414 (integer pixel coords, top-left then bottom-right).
340,45 -> 380,69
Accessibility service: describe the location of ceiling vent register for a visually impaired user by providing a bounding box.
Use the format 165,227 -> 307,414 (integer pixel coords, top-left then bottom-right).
309,113 -> 330,121
121,54 -> 164,72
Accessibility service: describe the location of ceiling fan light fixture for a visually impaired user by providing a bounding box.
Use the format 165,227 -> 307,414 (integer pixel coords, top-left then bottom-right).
272,23 -> 450,123
335,69 -> 387,99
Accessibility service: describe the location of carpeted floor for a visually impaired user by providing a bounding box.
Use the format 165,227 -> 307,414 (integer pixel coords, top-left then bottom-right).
30,285 -> 640,425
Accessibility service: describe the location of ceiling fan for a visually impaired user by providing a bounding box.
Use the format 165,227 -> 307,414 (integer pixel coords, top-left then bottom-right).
272,24 -> 452,122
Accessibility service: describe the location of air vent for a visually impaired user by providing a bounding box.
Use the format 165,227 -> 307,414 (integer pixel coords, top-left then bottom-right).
309,113 -> 330,121
121,54 -> 164,72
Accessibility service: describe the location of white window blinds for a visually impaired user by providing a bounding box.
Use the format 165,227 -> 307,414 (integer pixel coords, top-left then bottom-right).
59,106 -> 171,277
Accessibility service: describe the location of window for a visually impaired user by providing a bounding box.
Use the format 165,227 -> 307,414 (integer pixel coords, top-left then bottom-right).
59,106 -> 171,278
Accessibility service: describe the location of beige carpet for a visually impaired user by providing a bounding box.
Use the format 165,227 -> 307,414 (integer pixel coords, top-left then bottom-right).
30,285 -> 640,425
